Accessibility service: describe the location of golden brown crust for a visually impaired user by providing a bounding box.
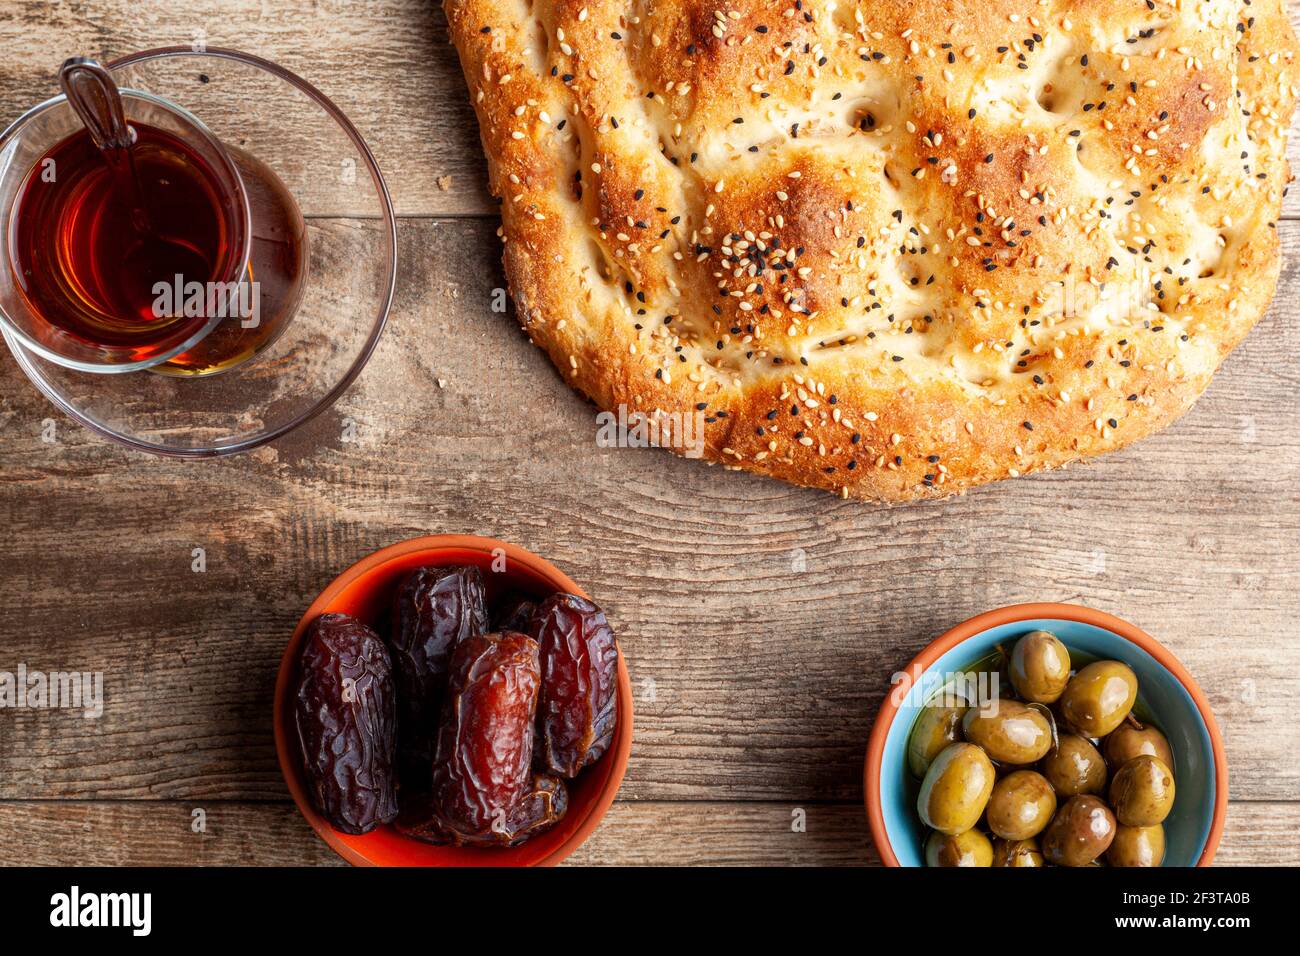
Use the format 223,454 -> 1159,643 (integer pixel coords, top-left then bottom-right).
445,0 -> 1298,501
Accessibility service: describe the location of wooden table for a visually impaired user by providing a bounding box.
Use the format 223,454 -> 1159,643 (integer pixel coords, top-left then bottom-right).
0,0 -> 1297,866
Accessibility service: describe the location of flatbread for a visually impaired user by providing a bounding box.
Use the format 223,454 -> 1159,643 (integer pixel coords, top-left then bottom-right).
446,0 -> 1298,500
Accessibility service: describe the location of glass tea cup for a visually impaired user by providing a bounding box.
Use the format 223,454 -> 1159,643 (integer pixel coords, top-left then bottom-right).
0,83 -> 255,373
0,48 -> 396,458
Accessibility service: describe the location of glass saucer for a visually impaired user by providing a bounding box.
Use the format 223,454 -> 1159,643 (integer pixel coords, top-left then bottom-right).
1,47 -> 396,457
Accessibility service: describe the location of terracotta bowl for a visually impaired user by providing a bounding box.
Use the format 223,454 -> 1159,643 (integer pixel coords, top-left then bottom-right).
864,603 -> 1227,867
274,534 -> 633,866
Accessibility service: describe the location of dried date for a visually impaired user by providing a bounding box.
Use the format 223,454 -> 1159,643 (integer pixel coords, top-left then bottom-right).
532,593 -> 620,778
491,595 -> 537,634
502,774 -> 568,844
390,564 -> 489,776
393,792 -> 448,844
294,613 -> 399,834
397,773 -> 567,847
428,631 -> 542,845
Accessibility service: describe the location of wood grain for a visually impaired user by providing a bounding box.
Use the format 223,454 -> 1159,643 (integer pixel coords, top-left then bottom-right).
0,800 -> 1291,866
1,217 -> 1298,812
575,801 -> 1300,866
0,1 -> 1297,218
0,0 -> 1297,866
0,0 -> 492,217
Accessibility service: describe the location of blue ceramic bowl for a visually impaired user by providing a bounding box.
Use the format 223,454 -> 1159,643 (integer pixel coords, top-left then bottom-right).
864,603 -> 1227,867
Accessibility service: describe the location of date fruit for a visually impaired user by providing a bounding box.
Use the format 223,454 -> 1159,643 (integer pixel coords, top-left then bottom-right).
393,792 -> 447,844
532,593 -> 620,778
429,631 -> 543,845
502,774 -> 568,843
294,613 -> 399,834
390,564 -> 489,775
396,773 -> 567,846
491,596 -> 537,634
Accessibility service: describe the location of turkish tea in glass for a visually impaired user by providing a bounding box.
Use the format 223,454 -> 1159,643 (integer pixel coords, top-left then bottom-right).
6,116 -> 306,375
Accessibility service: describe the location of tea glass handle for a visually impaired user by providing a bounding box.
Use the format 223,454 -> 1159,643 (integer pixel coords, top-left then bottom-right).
59,57 -> 135,154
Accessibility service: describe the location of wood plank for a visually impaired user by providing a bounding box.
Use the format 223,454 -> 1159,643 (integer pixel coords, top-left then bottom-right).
0,800 -> 1289,865
1,217 -> 1298,811
0,0 -> 1297,869
0,0 -> 492,217
573,800 -> 1300,867
0,802 -> 346,867
0,1 -> 1297,218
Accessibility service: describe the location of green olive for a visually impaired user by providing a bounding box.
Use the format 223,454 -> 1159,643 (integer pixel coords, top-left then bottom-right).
1110,755 -> 1176,826
925,828 -> 993,867
1040,733 -> 1107,796
907,699 -> 968,778
1042,794 -> 1117,867
961,698 -> 1053,765
986,770 -> 1056,840
1059,660 -> 1138,737
1104,722 -> 1173,771
1107,823 -> 1165,867
1008,630 -> 1072,703
992,837 -> 1045,867
917,742 -> 996,835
